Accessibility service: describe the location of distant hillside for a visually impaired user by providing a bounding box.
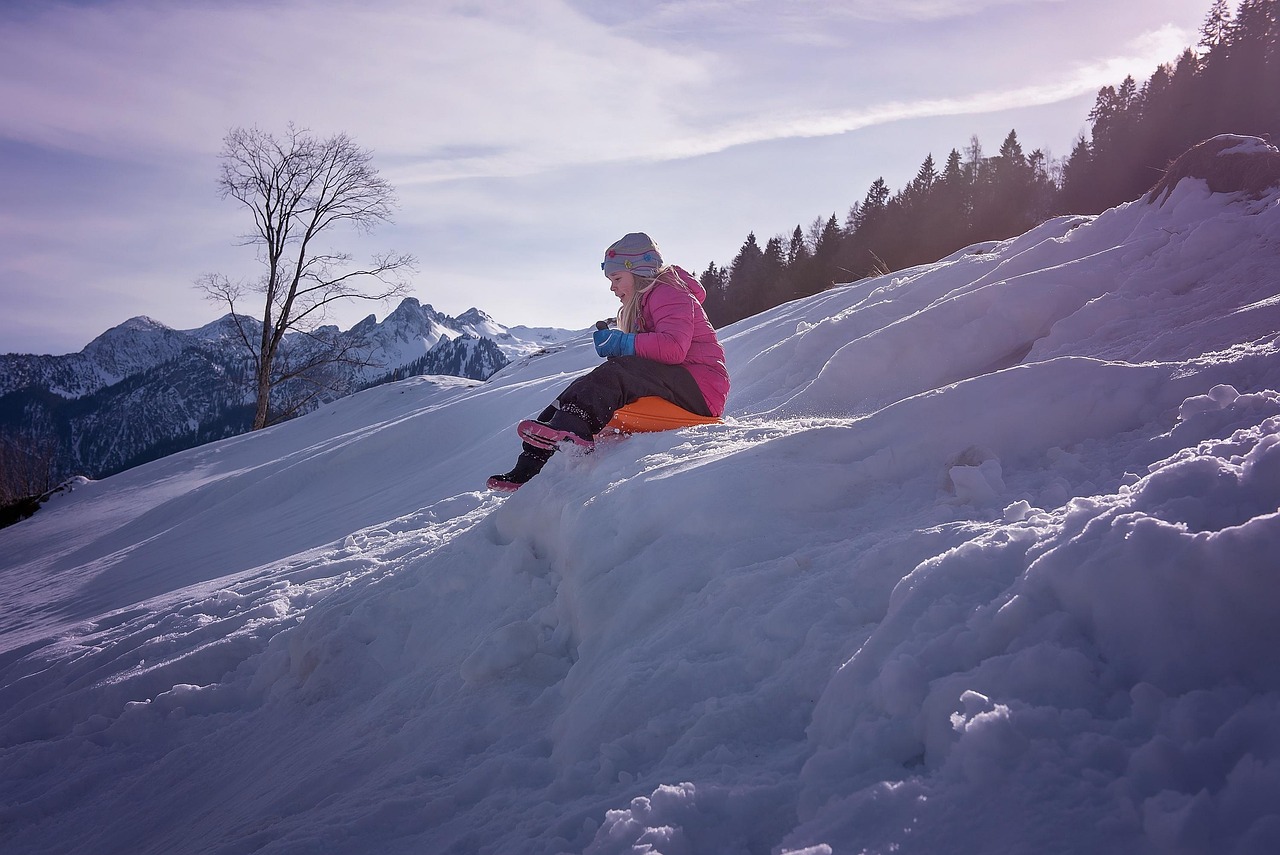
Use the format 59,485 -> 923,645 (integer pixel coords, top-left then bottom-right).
0,300 -> 574,495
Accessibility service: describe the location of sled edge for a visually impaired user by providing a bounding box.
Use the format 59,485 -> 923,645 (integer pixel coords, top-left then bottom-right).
601,396 -> 722,435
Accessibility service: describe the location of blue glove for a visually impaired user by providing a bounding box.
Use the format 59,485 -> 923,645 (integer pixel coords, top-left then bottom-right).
593,327 -> 636,358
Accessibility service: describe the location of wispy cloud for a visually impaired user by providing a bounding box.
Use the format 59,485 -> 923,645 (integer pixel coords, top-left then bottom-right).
0,1 -> 706,161
583,0 -> 1068,36
0,0 -> 1212,353
642,23 -> 1194,160
0,0 -> 1194,174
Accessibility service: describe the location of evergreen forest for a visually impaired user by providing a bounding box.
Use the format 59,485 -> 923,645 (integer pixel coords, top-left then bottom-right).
700,0 -> 1280,327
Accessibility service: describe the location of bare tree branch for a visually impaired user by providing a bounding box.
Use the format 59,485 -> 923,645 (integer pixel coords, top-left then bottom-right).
195,272 -> 260,366
196,125 -> 417,429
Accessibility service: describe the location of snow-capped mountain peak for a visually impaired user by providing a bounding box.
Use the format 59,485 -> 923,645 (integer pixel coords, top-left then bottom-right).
78,315 -> 191,386
456,307 -> 507,339
1,298 -> 574,479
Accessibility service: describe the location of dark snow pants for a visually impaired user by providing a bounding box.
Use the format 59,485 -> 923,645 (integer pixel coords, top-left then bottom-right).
511,356 -> 712,478
544,355 -> 712,437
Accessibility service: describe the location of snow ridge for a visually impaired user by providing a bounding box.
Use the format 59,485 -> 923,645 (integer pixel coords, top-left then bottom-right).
2,167 -> 1280,854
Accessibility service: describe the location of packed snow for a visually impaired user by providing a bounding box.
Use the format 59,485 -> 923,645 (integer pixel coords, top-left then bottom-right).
2,163 -> 1280,854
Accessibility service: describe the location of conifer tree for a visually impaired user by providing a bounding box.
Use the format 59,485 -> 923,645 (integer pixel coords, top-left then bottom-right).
941,149 -> 963,185
1116,75 -> 1139,112
1222,0 -> 1280,136
1199,0 -> 1232,52
1167,47 -> 1204,152
1060,135 -> 1094,213
781,225 -> 813,303
842,204 -> 860,234
761,236 -> 788,309
911,153 -> 938,197
699,262 -> 731,327
997,130 -> 1027,170
813,215 -> 843,288
786,225 -> 810,268
840,178 -> 891,279
1088,85 -> 1121,153
855,178 -> 890,231
724,233 -> 766,325
932,147 -> 972,254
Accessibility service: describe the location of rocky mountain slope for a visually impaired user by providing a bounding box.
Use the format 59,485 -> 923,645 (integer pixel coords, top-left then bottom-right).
0,299 -> 573,484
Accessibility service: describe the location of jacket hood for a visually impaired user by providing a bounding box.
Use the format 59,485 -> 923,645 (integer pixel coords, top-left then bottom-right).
657,265 -> 707,305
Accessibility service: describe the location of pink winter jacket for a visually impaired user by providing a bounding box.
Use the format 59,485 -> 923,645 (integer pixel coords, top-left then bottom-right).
633,266 -> 731,417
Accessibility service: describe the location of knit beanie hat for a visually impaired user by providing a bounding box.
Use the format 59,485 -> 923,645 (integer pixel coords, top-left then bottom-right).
602,232 -> 663,277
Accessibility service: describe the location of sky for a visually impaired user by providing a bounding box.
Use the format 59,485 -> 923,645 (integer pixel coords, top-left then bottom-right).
0,0 -> 1214,356
2,163 -> 1279,853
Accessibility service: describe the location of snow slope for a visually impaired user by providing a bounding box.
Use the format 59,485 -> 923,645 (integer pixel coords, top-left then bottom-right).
2,169 -> 1280,854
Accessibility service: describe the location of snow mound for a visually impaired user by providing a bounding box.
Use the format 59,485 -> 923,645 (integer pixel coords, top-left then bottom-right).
1147,133 -> 1280,204
2,174 -> 1280,854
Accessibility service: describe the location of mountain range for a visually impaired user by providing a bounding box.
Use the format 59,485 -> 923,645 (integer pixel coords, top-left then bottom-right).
0,299 -> 574,485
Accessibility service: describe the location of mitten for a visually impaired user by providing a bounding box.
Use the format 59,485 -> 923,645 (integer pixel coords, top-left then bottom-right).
593,328 -> 636,358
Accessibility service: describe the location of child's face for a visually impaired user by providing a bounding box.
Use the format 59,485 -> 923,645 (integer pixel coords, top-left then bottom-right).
608,270 -> 636,303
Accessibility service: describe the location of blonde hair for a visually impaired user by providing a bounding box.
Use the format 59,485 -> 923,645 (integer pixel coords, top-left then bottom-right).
616,266 -> 667,333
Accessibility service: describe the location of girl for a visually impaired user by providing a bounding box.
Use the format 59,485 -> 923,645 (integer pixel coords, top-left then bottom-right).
488,232 -> 730,491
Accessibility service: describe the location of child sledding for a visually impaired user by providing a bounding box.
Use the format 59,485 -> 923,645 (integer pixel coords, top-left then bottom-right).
488,233 -> 730,492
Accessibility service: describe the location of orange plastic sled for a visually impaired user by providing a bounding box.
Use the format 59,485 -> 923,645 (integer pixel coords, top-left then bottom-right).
599,396 -> 722,437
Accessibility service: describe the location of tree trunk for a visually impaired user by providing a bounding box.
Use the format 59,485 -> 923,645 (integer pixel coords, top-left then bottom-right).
253,313 -> 275,430
253,365 -> 272,430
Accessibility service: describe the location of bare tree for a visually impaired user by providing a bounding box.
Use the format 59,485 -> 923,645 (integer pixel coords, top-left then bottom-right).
198,124 -> 416,430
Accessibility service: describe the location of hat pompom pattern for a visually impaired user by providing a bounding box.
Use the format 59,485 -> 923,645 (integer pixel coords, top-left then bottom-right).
602,232 -> 662,277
